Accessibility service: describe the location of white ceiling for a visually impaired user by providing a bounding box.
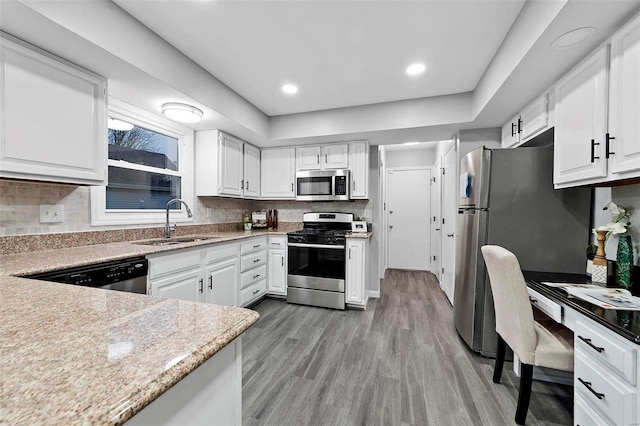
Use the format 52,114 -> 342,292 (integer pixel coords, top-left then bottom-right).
2,0 -> 640,147
114,0 -> 525,116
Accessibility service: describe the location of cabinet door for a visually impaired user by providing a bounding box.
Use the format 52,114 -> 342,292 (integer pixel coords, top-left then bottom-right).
267,249 -> 286,295
296,145 -> 322,171
322,144 -> 349,169
205,258 -> 239,307
609,14 -> 640,175
346,240 -> 365,305
219,132 -> 244,196
261,147 -> 296,199
520,93 -> 549,141
349,141 -> 369,199
554,46 -> 608,185
0,35 -> 107,185
150,268 -> 202,302
500,116 -> 520,148
243,143 -> 261,198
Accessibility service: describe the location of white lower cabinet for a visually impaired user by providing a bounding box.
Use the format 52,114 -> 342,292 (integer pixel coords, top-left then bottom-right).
150,267 -> 202,302
574,319 -> 639,425
267,236 -> 287,296
239,236 -> 267,307
204,257 -> 239,306
346,238 -> 369,308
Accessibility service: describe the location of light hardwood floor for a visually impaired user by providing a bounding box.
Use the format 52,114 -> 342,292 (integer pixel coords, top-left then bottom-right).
242,269 -> 573,425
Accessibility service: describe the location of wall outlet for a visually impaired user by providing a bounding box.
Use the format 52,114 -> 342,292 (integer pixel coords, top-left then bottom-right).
40,204 -> 64,223
363,209 -> 372,220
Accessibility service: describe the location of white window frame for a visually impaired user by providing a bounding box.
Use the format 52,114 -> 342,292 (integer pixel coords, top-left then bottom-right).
91,98 -> 195,226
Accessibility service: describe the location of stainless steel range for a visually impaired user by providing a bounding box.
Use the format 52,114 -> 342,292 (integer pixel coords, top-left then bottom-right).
287,212 -> 353,310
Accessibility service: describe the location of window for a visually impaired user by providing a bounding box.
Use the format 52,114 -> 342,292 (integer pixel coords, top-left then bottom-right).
91,99 -> 194,226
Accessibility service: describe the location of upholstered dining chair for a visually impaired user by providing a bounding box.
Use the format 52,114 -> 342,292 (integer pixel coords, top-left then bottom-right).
481,245 -> 574,425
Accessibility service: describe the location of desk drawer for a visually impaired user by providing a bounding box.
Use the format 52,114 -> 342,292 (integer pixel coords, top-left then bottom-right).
241,238 -> 267,255
575,352 -> 636,425
576,320 -> 637,385
527,287 -> 562,323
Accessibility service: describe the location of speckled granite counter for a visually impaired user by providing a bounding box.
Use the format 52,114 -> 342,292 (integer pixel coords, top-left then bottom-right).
346,231 -> 373,239
0,229 -> 289,277
0,274 -> 259,425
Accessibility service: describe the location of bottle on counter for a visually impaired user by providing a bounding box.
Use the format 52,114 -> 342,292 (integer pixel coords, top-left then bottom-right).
267,209 -> 273,229
273,209 -> 278,229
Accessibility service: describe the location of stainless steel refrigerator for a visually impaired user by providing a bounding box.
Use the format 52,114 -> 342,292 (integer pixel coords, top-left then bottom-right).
452,146 -> 591,356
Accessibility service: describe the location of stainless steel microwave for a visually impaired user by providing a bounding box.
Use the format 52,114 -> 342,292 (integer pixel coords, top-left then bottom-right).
295,170 -> 350,201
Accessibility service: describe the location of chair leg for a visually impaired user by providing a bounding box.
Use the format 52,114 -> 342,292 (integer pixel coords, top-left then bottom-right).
493,334 -> 506,384
515,363 -> 534,425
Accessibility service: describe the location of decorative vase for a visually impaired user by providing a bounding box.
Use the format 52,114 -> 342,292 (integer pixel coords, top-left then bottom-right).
592,230 -> 608,284
616,233 -> 633,290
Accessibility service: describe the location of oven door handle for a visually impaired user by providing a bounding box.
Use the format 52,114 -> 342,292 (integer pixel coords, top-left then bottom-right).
288,243 -> 345,250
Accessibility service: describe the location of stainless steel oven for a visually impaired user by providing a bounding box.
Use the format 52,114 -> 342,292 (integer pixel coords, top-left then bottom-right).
287,212 -> 353,310
295,170 -> 350,201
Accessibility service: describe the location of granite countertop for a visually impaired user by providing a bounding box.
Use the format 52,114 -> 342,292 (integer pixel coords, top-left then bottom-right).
345,231 -> 373,239
524,271 -> 640,344
0,229 -> 288,277
0,275 -> 259,425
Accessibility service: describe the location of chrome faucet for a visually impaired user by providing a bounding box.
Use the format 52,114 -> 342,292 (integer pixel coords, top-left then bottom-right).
165,198 -> 193,238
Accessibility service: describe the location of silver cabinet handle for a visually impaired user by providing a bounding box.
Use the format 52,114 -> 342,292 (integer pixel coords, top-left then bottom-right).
316,154 -> 320,164
281,257 -> 284,266
253,289 -> 261,295
253,258 -> 261,263
253,244 -> 261,248
253,274 -> 261,279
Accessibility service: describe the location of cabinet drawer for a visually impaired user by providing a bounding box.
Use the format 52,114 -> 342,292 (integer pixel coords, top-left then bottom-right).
241,238 -> 267,255
241,250 -> 266,272
267,236 -> 287,249
240,279 -> 266,306
527,287 -> 562,323
204,242 -> 239,264
576,320 -> 637,385
148,249 -> 201,279
241,265 -> 267,289
574,393 -> 613,426
575,352 -> 637,426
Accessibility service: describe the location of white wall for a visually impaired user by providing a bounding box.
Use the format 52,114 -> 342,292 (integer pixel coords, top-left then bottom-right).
384,146 -> 436,168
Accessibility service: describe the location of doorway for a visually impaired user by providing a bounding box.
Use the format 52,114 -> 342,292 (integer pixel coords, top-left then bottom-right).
386,167 -> 431,270
441,142 -> 457,304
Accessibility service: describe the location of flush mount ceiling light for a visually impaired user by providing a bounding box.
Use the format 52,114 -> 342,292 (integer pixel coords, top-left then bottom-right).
161,102 -> 203,123
551,27 -> 597,49
108,117 -> 134,131
403,142 -> 420,146
406,63 -> 426,75
282,84 -> 298,94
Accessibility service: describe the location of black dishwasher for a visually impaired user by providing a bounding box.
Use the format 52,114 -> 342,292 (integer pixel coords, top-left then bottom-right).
28,257 -> 149,294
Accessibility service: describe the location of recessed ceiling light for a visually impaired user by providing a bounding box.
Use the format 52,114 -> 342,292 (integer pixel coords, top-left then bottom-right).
282,84 -> 298,94
161,102 -> 203,123
551,27 -> 597,49
404,142 -> 420,146
406,63 -> 426,75
108,118 -> 134,131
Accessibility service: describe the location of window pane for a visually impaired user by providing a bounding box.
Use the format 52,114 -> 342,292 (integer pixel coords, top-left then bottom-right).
106,166 -> 181,210
108,124 -> 179,171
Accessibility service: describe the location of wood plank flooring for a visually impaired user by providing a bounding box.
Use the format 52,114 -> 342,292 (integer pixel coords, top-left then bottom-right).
242,269 -> 573,425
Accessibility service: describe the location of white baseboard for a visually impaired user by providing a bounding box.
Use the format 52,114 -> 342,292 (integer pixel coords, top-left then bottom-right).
369,290 -> 380,298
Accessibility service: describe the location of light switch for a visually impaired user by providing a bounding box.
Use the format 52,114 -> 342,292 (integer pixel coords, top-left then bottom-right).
40,204 -> 64,223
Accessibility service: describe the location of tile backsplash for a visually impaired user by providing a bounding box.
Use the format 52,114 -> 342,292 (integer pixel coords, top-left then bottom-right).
0,179 -> 371,237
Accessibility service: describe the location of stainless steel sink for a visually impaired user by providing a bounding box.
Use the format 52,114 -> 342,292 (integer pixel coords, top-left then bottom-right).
133,236 -> 219,246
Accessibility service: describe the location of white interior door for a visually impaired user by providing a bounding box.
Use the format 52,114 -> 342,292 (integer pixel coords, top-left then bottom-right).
430,160 -> 442,282
441,143 -> 457,304
386,168 -> 431,271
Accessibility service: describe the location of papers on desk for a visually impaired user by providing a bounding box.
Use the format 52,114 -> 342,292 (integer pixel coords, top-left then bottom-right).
541,282 -> 640,310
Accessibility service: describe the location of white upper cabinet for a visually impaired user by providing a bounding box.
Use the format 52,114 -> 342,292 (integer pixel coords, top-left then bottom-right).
501,93 -> 551,148
243,143 -> 261,199
195,130 -> 260,198
608,14 -> 640,176
554,45 -> 609,186
261,147 -> 296,199
349,141 -> 369,199
554,12 -> 640,188
296,143 -> 349,171
0,34 -> 107,185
